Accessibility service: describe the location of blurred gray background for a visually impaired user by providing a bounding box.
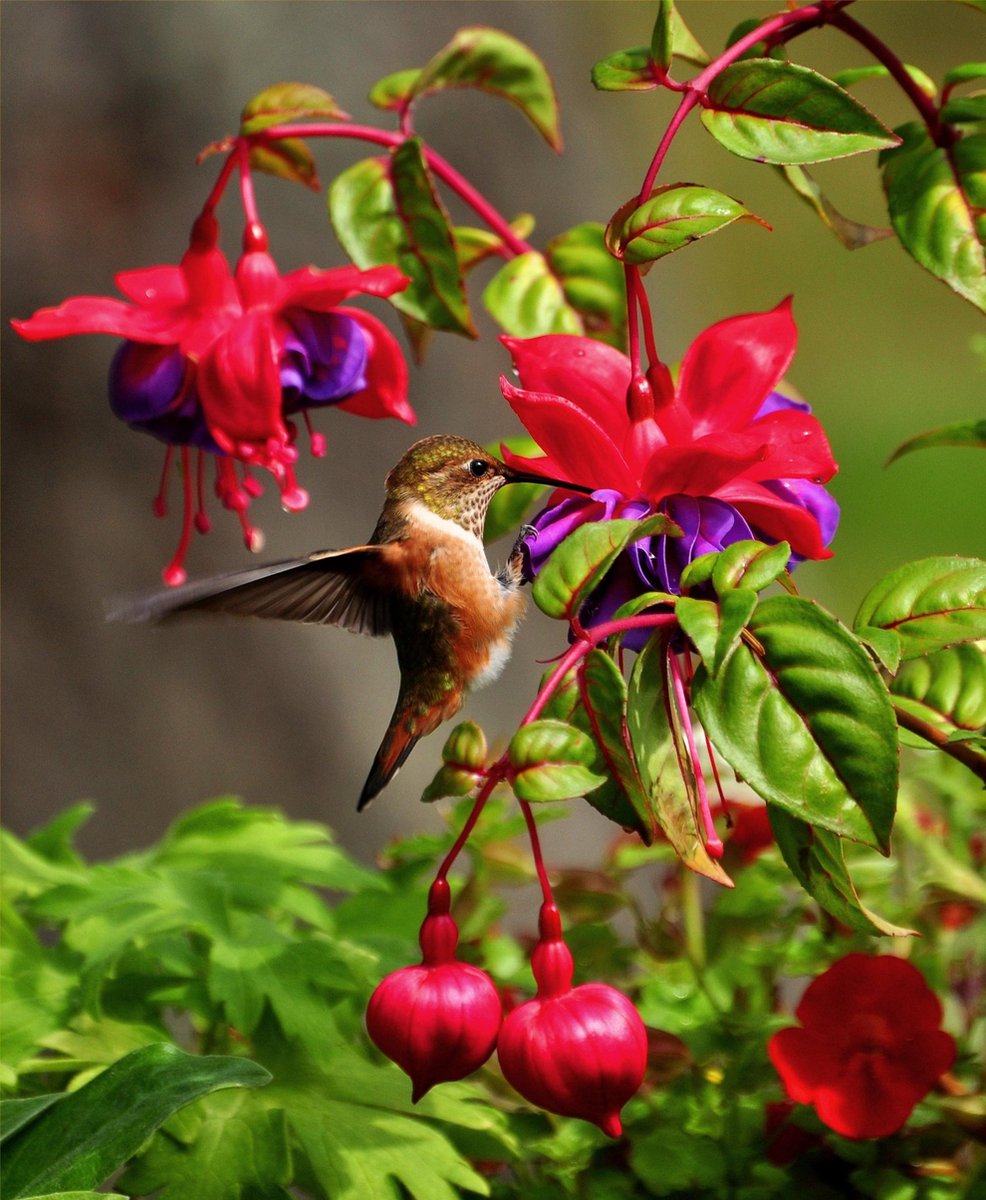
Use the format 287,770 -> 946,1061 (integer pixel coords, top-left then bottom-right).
3,1 -> 983,863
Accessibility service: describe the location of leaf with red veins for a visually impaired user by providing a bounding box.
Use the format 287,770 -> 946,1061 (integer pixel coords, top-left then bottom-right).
499,376 -> 631,490
197,311 -> 286,455
717,481 -> 833,559
278,264 -> 408,310
677,299 -> 797,435
501,334 -> 631,433
334,307 -> 415,424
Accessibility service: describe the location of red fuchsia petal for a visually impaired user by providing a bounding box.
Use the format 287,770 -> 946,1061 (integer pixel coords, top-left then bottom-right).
11,296 -> 185,344
114,264 -> 188,306
333,307 -> 415,424
501,335 -> 633,434
715,480 -> 833,559
279,264 -> 409,310
639,441 -> 771,503
811,1053 -> 916,1139
723,409 -> 837,483
197,311 -> 286,461
675,298 -> 797,437
500,377 -> 632,491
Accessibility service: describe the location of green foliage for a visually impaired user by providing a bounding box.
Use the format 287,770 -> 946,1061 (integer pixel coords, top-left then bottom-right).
5,779 -> 982,1199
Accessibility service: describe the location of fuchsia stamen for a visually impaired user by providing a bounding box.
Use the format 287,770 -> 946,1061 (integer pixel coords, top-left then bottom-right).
153,446 -> 176,519
161,447 -> 195,587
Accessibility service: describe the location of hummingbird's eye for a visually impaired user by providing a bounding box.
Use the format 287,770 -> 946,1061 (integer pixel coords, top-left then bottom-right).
467,459 -> 490,478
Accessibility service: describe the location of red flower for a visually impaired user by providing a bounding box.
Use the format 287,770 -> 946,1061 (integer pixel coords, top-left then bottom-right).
496,904 -> 647,1137
365,880 -> 502,1102
768,954 -> 956,1140
13,214 -> 412,582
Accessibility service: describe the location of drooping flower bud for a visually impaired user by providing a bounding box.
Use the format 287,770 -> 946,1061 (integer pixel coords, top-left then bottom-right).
365,878 -> 502,1102
496,904 -> 648,1137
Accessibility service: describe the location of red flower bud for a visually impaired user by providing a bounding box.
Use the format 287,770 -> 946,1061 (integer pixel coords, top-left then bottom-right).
496,904 -> 647,1137
365,879 -> 502,1102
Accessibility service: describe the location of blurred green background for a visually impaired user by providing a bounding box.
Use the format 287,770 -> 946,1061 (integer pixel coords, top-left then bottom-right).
2,1 -> 983,861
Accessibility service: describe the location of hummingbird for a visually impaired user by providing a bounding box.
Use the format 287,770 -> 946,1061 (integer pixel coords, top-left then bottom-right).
115,435 -> 592,810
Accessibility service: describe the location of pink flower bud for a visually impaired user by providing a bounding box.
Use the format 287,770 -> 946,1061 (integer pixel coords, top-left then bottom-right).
497,904 -> 647,1137
365,879 -> 502,1102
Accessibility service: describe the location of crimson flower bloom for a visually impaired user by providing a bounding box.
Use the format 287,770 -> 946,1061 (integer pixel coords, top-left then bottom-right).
496,903 -> 647,1137
499,300 -> 838,628
768,953 -> 956,1140
12,213 -> 412,582
365,880 -> 502,1102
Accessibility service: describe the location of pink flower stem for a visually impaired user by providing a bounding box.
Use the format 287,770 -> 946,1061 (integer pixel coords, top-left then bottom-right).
519,796 -> 555,905
245,124 -> 535,256
625,264 -> 642,378
435,613 -> 678,882
200,149 -> 239,217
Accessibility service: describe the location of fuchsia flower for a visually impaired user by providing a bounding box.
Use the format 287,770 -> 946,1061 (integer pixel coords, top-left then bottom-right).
12,213 -> 413,582
499,300 -> 839,625
497,903 -> 648,1137
365,879 -> 502,1102
768,954 -> 956,1140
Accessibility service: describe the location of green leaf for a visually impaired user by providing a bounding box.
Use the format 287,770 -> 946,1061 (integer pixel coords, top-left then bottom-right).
832,64 -> 938,101
711,539 -> 791,594
240,82 -> 348,134
455,214 -> 535,273
576,650 -> 655,841
368,67 -> 422,112
408,26 -> 562,151
626,639 -> 732,885
854,556 -> 986,658
854,625 -> 903,674
287,1089 -> 490,1200
778,163 -> 893,248
891,643 -> 986,738
606,184 -> 769,266
592,47 -> 661,93
677,590 -> 758,677
666,5 -> 709,67
0,1044 -> 271,1199
650,0 -> 675,73
545,223 -> 627,349
692,595 -> 899,852
886,417 -> 986,463
768,809 -> 913,936
328,143 -> 475,336
117,1090 -> 290,1200
532,515 -> 678,621
482,250 -> 582,338
880,124 -> 986,312
942,94 -> 986,124
702,59 -> 899,164
248,137 -> 320,191
944,62 -> 986,88
0,1096 -> 61,1144
509,719 -> 606,803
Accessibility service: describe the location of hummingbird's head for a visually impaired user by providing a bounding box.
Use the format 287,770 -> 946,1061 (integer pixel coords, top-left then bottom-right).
385,435 -> 591,539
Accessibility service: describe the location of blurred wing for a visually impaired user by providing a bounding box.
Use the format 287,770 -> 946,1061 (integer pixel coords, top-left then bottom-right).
107,547 -> 392,637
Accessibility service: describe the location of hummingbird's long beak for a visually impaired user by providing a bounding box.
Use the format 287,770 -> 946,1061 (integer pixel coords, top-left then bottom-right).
502,464 -> 595,495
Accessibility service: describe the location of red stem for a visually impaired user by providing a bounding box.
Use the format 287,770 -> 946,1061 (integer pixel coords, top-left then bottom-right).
827,8 -> 943,140
245,124 -> 534,256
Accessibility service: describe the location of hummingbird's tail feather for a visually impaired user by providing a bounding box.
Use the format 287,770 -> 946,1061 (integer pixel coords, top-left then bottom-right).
357,721 -> 423,811
106,547 -> 394,637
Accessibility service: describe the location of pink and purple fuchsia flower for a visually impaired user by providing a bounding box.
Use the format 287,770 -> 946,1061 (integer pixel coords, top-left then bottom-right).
13,213 -> 413,583
499,300 -> 839,632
